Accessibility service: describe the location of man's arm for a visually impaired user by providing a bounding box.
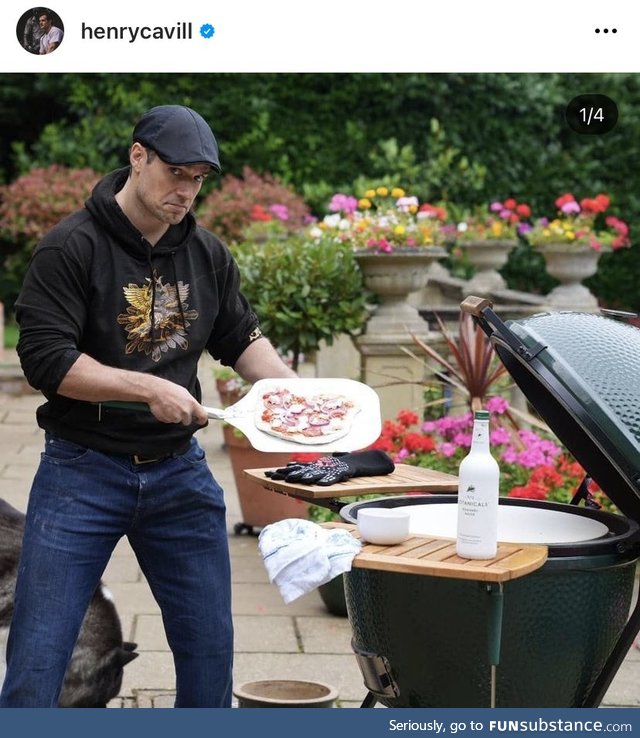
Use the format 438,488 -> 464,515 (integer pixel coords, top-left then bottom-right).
45,28 -> 63,53
233,337 -> 297,383
57,354 -> 209,426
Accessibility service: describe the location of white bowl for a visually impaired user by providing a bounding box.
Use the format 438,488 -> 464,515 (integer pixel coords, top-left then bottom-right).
357,507 -> 410,545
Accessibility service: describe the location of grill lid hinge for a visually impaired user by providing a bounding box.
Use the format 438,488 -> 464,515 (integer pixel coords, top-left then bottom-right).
461,296 -> 546,363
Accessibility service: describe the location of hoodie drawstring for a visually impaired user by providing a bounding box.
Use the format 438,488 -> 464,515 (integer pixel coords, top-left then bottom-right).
170,252 -> 187,333
147,245 -> 157,341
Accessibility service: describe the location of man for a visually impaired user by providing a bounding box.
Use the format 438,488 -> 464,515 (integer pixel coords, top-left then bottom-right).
0,105 -> 296,708
38,9 -> 63,54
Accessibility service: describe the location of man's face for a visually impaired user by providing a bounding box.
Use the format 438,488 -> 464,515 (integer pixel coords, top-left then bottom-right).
38,15 -> 52,31
131,145 -> 210,227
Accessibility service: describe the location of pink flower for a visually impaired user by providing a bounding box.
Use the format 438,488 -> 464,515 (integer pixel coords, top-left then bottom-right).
490,428 -> 511,445
560,200 -> 581,215
485,396 -> 509,414
269,204 -> 289,221
439,442 -> 458,458
329,193 -> 358,214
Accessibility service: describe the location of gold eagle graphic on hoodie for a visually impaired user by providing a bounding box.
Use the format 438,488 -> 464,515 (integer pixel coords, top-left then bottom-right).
117,275 -> 199,362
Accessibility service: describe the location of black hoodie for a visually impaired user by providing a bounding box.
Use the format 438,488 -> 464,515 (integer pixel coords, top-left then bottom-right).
15,168 -> 261,456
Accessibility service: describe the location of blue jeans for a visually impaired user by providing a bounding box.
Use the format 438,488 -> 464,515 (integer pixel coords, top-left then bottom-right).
0,434 -> 233,708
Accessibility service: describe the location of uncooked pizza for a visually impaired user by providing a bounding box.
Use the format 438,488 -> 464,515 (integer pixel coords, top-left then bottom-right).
255,387 -> 359,445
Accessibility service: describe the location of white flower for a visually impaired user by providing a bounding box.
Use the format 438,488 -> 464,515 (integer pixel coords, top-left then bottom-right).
396,196 -> 419,212
457,222 -> 469,232
323,213 -> 342,228
309,226 -> 323,239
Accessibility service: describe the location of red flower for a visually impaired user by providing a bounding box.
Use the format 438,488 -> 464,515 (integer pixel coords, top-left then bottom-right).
515,203 -> 531,217
403,433 -> 436,453
419,203 -> 447,221
370,436 -> 396,453
397,409 -> 419,427
250,204 -> 273,222
503,198 -> 517,209
508,483 -> 548,500
580,194 -> 610,214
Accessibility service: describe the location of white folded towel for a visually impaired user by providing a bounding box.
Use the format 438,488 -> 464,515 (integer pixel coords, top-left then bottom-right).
258,518 -> 362,604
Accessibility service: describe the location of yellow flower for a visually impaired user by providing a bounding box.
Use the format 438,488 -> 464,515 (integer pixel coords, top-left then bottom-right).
376,186 -> 389,197
408,205 -> 418,214
566,231 -> 575,240
391,187 -> 405,198
364,189 -> 376,199
490,222 -> 504,237
394,225 -> 406,236
359,198 -> 372,209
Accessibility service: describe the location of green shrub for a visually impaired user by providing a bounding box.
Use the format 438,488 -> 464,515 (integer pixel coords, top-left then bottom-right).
233,236 -> 367,371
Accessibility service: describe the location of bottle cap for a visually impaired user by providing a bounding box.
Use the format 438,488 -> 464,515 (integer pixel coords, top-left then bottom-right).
474,410 -> 490,420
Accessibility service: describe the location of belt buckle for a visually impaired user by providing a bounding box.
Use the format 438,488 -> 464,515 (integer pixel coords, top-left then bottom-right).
132,454 -> 161,465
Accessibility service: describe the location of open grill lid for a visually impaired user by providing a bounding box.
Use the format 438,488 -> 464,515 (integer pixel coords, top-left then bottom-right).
461,297 -> 640,522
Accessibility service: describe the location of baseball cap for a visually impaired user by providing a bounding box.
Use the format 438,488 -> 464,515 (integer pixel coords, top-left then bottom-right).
132,105 -> 221,173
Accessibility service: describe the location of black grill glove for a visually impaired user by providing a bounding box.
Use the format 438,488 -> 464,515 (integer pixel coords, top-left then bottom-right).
265,450 -> 395,486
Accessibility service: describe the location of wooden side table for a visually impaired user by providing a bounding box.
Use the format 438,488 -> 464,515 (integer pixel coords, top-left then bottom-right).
246,465 -> 548,708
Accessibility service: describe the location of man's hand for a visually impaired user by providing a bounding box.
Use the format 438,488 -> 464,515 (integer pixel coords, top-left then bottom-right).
147,381 -> 209,426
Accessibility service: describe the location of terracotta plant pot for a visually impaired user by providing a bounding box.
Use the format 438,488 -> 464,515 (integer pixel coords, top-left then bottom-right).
224,425 -> 309,534
233,679 -> 338,708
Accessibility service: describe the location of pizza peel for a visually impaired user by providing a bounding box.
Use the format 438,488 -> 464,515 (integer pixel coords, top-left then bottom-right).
100,377 -> 382,452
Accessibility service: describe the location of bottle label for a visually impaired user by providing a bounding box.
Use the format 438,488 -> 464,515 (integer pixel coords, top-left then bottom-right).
459,484 -> 489,515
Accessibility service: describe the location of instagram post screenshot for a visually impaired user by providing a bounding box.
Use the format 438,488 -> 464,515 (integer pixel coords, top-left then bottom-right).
1,0 -> 640,733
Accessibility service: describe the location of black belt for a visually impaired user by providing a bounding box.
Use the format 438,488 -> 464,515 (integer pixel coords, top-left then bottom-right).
130,440 -> 191,466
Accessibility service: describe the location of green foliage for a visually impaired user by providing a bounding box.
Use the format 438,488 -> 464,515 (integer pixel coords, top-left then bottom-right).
499,240 -> 556,295
233,237 -> 367,371
4,72 -> 640,309
351,120 -> 487,205
3,322 -> 18,349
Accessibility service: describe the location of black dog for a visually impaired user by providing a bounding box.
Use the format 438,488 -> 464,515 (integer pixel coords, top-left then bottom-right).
0,498 -> 138,707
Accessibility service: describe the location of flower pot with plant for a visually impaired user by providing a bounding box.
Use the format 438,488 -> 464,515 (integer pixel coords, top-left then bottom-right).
454,198 -> 531,295
525,193 -> 630,309
308,188 -> 447,336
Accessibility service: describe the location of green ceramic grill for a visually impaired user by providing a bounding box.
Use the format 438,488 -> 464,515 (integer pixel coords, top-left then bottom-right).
340,299 -> 640,708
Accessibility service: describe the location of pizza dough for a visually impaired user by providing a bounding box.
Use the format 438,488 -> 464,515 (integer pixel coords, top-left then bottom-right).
255,386 -> 359,445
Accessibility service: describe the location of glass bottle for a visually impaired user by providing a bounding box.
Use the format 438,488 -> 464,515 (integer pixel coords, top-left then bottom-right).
456,410 -> 500,559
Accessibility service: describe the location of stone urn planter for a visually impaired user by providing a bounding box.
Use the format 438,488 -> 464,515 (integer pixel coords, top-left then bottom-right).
461,239 -> 517,295
354,248 -> 446,336
535,243 -> 603,310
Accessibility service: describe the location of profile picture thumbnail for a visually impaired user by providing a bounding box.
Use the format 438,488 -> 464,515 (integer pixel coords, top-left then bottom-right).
17,7 -> 64,55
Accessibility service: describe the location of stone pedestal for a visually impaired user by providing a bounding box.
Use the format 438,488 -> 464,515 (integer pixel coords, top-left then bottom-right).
355,333 -> 428,422
354,249 -> 446,336
462,239 -> 517,296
